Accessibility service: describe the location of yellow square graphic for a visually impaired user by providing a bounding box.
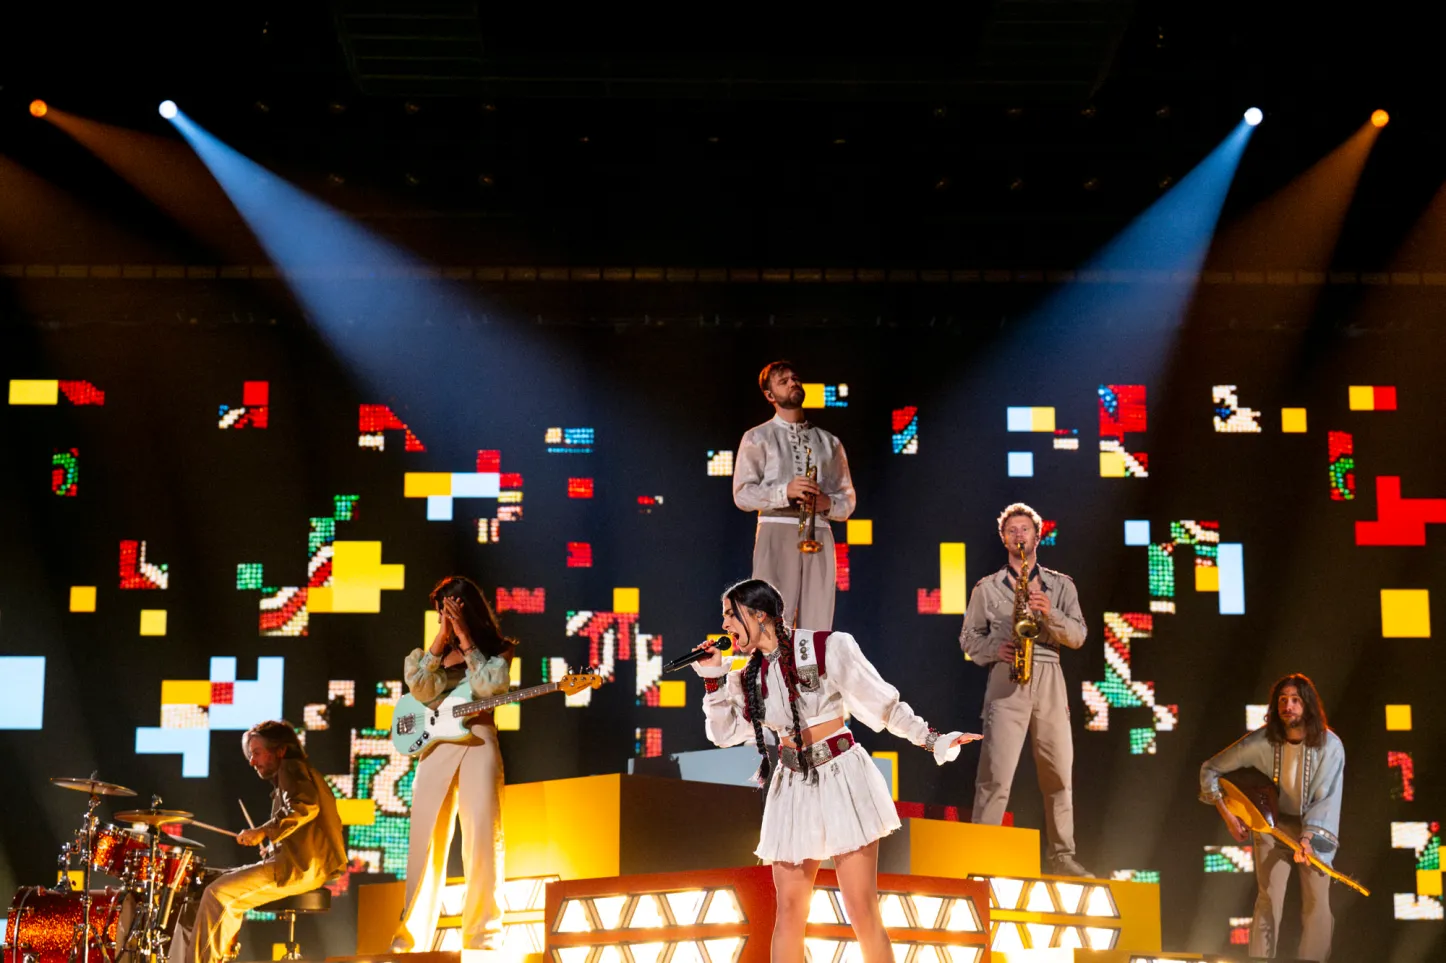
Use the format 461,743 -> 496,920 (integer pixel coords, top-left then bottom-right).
139,609 -> 167,636
335,798 -> 376,826
161,680 -> 212,706
1419,869 -> 1443,897
872,751 -> 900,801
70,586 -> 97,612
1031,407 -> 1056,432
1386,705 -> 1413,731
403,472 -> 452,497
8,379 -> 60,405
847,519 -> 873,545
510,658 -> 522,685
495,703 -> 520,731
374,702 -> 395,731
423,610 -> 441,646
939,543 -> 967,615
1195,566 -> 1220,592
613,587 -> 640,614
57,870 -> 84,889
1281,408 -> 1308,433
801,383 -> 826,408
1381,589 -> 1431,638
657,680 -> 687,707
272,944 -> 289,961
1348,385 -> 1375,410
321,541 -> 405,613
1100,451 -> 1127,477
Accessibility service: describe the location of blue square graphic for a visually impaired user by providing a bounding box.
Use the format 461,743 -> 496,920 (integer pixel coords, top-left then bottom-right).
1124,520 -> 1152,546
1007,452 -> 1034,477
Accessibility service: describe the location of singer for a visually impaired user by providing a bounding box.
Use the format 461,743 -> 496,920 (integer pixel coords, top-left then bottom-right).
691,578 -> 979,963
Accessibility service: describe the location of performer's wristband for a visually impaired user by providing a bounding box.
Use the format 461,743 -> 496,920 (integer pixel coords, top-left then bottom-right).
703,676 -> 721,694
923,729 -> 940,753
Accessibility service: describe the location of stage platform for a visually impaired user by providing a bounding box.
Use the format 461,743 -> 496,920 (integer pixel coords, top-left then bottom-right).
319,774 -> 1220,963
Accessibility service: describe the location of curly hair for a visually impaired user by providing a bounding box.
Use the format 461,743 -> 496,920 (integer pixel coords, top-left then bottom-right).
996,502 -> 1044,538
723,578 -> 808,785
1265,673 -> 1330,748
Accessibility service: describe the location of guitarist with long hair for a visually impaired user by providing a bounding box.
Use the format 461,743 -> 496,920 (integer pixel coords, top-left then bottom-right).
1199,673 -> 1344,961
391,577 -> 516,953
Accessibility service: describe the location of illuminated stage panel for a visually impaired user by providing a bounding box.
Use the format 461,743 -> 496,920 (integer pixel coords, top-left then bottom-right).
892,406 -> 919,454
1212,385 -> 1262,432
136,656 -> 284,776
9,379 -> 59,404
802,382 -> 849,408
932,543 -> 966,615
547,427 -> 595,454
0,656 -> 46,729
1390,751 -> 1416,801
1392,821 -> 1444,920
119,539 -> 169,590
497,588 -> 545,614
1387,704 -> 1413,730
1082,612 -> 1177,754
1349,384 -> 1398,410
1282,407 -> 1309,432
1203,846 -> 1254,873
52,448 -> 78,496
1356,476 -> 1446,545
1098,384 -> 1148,478
706,450 -> 734,476
69,585 -> 97,612
1006,406 -> 1056,432
1381,589 -> 1430,638
218,380 -> 268,428
1007,452 -> 1034,477
358,403 -> 425,451
1329,431 -> 1356,500
308,541 -> 405,614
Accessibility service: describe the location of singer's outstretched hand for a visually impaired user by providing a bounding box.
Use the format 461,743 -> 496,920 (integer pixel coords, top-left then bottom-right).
952,733 -> 983,747
692,638 -> 725,667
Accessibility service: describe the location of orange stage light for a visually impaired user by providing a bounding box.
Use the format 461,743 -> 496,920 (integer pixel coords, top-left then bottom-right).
29,100 -> 48,118
1372,109 -> 1390,128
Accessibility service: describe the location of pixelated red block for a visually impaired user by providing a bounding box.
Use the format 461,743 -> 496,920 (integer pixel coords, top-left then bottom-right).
1389,750 -> 1415,802
834,544 -> 850,591
210,682 -> 235,705
247,407 -> 269,429
359,404 -> 425,451
476,450 -> 501,472
638,495 -> 656,506
917,589 -> 941,614
892,406 -> 918,432
500,473 -> 523,489
1356,476 -> 1446,546
569,611 -> 637,668
58,380 -> 105,405
568,478 -> 594,499
644,727 -> 663,758
242,381 -> 269,406
1230,926 -> 1250,946
118,540 -> 166,590
567,542 -> 593,568
497,587 -> 545,614
1100,384 -> 1147,440
1374,386 -> 1398,410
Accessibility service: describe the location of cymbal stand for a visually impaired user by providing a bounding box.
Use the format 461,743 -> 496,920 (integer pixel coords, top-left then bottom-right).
127,796 -> 170,963
65,776 -> 104,963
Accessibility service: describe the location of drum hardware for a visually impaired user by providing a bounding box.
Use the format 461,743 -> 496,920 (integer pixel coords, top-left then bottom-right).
49,774 -> 134,963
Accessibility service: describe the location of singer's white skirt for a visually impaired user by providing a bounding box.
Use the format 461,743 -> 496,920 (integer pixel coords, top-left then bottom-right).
755,740 -> 901,864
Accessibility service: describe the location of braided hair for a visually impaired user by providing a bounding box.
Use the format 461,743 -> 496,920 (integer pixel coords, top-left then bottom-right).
724,579 -> 809,785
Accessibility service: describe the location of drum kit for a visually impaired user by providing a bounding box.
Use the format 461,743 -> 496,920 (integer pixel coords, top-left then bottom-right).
3,776 -> 233,963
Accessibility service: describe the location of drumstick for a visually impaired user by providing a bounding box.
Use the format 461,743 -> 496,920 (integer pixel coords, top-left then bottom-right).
238,799 -> 257,829
189,819 -> 239,838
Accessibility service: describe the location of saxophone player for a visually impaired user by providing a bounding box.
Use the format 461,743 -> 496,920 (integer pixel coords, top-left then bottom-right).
960,503 -> 1091,877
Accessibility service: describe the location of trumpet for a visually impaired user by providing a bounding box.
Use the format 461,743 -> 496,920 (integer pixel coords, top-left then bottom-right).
1009,540 -> 1040,684
798,445 -> 823,554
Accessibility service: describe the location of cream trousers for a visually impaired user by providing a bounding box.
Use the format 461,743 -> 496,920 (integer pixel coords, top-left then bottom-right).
166,861 -> 322,963
752,519 -> 836,630
392,732 -> 505,951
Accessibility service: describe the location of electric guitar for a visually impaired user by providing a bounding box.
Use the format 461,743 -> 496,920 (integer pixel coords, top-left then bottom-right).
1219,768 -> 1370,896
390,669 -> 603,756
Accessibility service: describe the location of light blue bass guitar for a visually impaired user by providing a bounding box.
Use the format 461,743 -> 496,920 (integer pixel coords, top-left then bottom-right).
390,669 -> 602,756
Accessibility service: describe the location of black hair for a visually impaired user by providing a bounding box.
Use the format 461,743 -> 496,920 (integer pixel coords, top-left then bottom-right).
722,578 -> 808,784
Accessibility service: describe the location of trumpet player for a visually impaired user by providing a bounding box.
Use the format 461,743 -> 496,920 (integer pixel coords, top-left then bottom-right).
960,503 -> 1090,877
733,360 -> 856,630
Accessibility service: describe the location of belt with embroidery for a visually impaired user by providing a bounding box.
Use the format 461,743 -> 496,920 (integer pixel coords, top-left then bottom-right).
779,731 -> 855,772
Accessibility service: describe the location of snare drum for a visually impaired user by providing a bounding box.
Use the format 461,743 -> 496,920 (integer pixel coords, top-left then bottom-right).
89,824 -> 147,879
4,886 -> 125,963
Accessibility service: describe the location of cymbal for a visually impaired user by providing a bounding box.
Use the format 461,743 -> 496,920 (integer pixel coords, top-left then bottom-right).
50,777 -> 138,797
159,832 -> 206,850
114,809 -> 193,826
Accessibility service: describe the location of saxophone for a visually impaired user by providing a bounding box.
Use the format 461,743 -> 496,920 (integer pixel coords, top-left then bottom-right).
1010,541 -> 1040,684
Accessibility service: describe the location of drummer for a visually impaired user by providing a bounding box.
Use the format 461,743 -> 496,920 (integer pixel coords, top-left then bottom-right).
168,720 -> 346,963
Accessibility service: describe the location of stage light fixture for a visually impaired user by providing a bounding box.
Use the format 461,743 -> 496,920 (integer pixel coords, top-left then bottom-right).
1372,109 -> 1390,128
29,100 -> 47,118
158,100 -> 178,119
1243,107 -> 1263,127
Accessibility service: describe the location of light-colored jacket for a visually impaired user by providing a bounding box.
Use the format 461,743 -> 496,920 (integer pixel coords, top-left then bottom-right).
1199,727 -> 1346,863
733,415 -> 856,522
959,564 -> 1087,666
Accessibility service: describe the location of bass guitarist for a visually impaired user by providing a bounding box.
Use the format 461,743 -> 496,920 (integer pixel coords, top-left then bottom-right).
1200,673 -> 1344,961
391,577 -> 516,953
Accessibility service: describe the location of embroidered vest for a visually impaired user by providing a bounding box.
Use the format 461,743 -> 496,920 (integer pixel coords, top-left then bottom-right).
793,628 -> 831,691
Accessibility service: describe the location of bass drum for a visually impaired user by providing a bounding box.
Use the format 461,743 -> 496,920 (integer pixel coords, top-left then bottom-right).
4,887 -> 127,963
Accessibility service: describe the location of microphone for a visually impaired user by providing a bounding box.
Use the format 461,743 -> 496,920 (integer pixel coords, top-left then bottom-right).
663,637 -> 733,673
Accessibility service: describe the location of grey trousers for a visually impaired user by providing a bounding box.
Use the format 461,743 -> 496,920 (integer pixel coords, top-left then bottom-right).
970,660 -> 1076,860
1251,815 -> 1334,961
751,520 -> 836,630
